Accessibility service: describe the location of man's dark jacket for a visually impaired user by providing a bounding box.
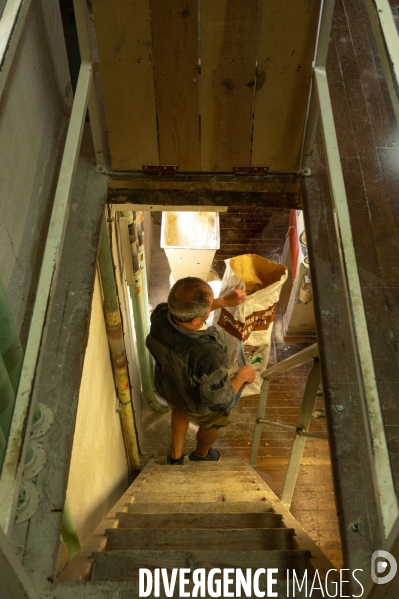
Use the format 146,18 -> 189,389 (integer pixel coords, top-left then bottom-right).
146,303 -> 235,414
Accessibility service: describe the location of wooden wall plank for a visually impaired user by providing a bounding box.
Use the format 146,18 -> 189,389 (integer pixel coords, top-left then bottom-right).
251,0 -> 321,172
200,0 -> 261,171
91,0 -> 159,171
151,0 -> 200,171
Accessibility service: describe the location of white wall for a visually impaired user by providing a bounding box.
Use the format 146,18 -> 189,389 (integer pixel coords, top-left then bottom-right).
66,271 -> 129,545
0,0 -> 71,333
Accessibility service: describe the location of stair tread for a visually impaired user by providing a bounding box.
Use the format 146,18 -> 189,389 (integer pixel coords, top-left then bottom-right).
104,527 -> 295,551
148,463 -> 253,471
58,578 -> 324,599
136,482 -> 263,492
131,490 -> 270,503
144,467 -> 256,480
116,511 -> 282,529
126,501 -> 273,513
91,548 -> 310,580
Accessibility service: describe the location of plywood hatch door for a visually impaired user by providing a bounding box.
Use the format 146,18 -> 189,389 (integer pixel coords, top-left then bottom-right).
91,0 -> 321,172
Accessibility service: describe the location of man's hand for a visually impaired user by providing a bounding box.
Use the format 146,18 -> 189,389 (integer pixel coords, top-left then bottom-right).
230,364 -> 256,393
211,289 -> 246,311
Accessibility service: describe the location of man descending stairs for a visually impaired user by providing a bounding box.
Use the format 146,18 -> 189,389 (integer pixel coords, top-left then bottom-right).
57,459 -> 335,598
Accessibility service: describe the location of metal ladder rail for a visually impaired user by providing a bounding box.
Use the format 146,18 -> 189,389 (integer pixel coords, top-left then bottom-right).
250,343 -> 326,509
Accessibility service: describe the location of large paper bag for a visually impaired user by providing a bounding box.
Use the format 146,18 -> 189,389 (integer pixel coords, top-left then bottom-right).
213,254 -> 287,396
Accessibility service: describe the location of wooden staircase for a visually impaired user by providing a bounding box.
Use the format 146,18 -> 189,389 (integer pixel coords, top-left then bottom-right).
56,459 -> 333,598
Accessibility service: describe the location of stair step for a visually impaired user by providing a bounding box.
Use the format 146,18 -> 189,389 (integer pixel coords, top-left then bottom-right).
144,470 -> 255,479
91,549 -> 310,581
131,490 -> 269,503
63,579 -> 325,599
127,501 -> 273,514
148,462 -> 252,471
104,528 -> 295,551
137,480 -> 263,492
116,511 -> 282,529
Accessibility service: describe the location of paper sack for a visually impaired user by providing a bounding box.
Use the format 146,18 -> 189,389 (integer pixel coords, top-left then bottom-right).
213,254 -> 287,396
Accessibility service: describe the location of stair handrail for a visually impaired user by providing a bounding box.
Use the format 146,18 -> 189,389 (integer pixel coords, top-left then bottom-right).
261,343 -> 319,381
0,0 -> 105,536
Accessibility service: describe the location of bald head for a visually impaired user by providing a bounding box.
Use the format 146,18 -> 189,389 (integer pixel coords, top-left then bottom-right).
168,277 -> 213,323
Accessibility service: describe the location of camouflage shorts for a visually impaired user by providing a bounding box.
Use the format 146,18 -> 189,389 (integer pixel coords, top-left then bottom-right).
167,403 -> 232,430
186,407 -> 232,430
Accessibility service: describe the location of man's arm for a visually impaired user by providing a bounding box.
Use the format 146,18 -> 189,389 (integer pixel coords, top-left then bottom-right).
195,359 -> 256,409
211,288 -> 246,311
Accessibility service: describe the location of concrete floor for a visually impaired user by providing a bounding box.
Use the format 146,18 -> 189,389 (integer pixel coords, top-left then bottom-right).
142,211 -> 342,568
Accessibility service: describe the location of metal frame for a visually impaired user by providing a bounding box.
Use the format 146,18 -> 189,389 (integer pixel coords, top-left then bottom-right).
0,526 -> 39,599
250,344 -> 322,508
0,0 -> 105,535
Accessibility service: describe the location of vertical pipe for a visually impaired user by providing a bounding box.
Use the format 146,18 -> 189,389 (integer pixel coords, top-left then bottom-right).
137,212 -> 152,337
128,280 -> 168,413
136,212 -> 154,379
98,218 -> 140,472
121,212 -> 169,413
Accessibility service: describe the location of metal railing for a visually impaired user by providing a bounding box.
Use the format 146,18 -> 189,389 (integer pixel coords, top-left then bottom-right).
0,0 -> 105,537
250,343 -> 326,509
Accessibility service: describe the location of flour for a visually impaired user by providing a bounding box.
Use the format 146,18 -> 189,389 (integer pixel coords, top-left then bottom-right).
165,212 -> 215,247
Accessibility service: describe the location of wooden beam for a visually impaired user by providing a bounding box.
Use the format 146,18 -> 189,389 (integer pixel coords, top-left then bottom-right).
108,175 -> 299,208
108,173 -> 298,191
107,173 -> 300,209
108,188 -> 299,209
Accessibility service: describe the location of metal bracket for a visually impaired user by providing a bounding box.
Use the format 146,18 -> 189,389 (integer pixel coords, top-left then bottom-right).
233,166 -> 269,176
142,165 -> 178,176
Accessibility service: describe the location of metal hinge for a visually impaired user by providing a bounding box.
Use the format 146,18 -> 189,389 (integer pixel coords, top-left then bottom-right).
142,165 -> 179,176
233,166 -> 269,176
